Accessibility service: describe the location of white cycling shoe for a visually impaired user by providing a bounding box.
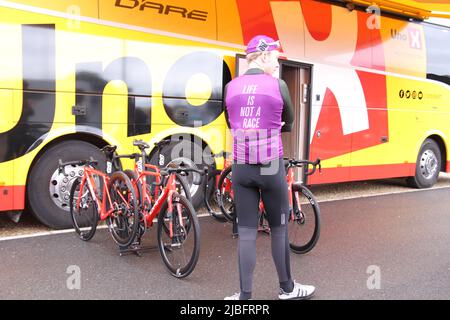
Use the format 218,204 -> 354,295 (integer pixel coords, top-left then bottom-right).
224,293 -> 240,300
278,281 -> 315,300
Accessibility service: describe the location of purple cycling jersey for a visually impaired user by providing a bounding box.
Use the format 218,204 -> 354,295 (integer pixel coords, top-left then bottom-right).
225,73 -> 284,164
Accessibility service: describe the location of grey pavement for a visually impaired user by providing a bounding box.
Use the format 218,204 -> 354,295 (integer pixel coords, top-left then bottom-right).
1,188 -> 450,300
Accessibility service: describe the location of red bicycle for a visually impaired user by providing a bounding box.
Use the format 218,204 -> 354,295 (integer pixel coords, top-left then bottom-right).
59,148 -> 139,247
107,140 -> 205,278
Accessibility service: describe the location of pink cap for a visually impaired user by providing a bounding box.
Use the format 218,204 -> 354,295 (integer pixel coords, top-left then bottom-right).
246,35 -> 281,54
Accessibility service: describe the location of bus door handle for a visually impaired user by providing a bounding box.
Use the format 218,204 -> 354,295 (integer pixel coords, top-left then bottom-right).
302,83 -> 309,103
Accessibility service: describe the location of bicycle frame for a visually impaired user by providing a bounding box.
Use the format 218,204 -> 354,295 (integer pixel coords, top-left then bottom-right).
76,166 -> 129,221
218,158 -> 233,198
286,166 -> 301,221
131,161 -> 183,234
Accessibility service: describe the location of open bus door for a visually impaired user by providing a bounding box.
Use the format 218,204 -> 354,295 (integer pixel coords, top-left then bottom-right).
0,89 -> 14,211
235,55 -> 312,183
279,61 -> 312,183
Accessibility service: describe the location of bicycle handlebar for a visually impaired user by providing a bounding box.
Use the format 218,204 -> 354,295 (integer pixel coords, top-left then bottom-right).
210,151 -> 232,159
160,166 -> 208,177
284,158 -> 321,176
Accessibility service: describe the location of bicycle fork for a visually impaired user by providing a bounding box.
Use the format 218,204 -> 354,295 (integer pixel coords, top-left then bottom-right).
167,189 -> 186,247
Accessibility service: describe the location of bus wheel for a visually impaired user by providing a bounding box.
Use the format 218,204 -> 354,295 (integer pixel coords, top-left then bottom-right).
407,139 -> 441,189
148,138 -> 209,210
27,140 -> 106,229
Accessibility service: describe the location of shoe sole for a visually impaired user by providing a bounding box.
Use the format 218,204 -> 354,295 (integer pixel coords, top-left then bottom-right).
279,291 -> 315,300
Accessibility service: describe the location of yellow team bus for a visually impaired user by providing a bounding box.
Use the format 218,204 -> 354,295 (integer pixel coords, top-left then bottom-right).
0,0 -> 449,228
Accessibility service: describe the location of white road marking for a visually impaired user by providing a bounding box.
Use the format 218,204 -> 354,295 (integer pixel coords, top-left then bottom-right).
0,214 -> 211,242
315,185 -> 450,204
1,186 -> 449,242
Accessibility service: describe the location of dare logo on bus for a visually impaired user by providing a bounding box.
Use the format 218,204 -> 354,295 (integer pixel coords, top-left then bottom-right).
114,0 -> 209,21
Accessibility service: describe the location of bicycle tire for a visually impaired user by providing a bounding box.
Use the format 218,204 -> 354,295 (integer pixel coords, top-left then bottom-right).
107,171 -> 140,246
204,169 -> 228,222
157,193 -> 200,278
124,169 -> 142,205
217,166 -> 235,222
288,183 -> 321,254
69,178 -> 99,241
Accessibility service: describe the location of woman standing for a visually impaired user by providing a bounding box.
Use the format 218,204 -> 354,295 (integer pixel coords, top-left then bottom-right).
223,35 -> 316,300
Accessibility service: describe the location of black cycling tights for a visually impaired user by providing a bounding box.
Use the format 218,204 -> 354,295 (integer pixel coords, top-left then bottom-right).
232,158 -> 294,300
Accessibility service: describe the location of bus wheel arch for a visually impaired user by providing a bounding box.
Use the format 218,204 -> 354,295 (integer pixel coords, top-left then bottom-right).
147,133 -> 214,210
407,136 -> 445,189
26,133 -> 110,229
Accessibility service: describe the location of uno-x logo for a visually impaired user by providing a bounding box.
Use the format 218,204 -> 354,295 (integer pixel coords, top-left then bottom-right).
391,28 -> 422,50
408,28 -> 422,50
0,24 -> 231,164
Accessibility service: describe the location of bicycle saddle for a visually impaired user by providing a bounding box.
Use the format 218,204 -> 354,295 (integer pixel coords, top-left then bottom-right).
133,139 -> 150,150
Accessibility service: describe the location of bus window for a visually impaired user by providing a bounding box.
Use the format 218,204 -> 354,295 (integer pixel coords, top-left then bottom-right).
423,23 -> 450,85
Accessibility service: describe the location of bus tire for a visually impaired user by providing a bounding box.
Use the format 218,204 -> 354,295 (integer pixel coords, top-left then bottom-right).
148,138 -> 208,210
407,139 -> 441,189
27,140 -> 106,229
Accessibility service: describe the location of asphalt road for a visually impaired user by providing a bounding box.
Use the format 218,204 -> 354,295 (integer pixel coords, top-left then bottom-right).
1,188 -> 450,300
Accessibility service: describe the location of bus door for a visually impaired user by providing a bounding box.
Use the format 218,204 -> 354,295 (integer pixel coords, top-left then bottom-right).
279,61 -> 312,183
0,89 -> 14,211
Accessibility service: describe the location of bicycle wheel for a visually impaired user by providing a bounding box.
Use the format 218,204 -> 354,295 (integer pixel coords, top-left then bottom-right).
124,169 -> 142,206
107,171 -> 140,246
205,186 -> 228,222
288,183 -> 321,254
69,178 -> 99,241
157,193 -> 200,278
217,166 -> 235,221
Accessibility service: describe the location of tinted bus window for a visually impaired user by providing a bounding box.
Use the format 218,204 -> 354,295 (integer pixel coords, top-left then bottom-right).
423,23 -> 450,85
